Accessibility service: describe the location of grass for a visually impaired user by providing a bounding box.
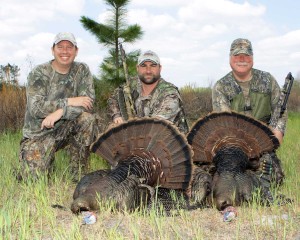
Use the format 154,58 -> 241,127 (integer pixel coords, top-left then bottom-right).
0,113 -> 300,239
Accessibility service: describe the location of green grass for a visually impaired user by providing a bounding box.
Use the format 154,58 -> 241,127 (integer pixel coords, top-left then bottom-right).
0,114 -> 300,239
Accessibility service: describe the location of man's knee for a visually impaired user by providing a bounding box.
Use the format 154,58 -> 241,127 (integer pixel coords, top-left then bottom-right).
75,112 -> 102,144
77,112 -> 96,125
18,137 -> 56,179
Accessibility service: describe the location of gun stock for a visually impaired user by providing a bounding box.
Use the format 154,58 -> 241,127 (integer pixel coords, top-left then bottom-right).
119,43 -> 136,120
280,72 -> 294,117
119,43 -> 130,85
269,72 -> 294,128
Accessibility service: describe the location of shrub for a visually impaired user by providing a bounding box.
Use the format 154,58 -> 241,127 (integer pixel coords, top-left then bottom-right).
180,85 -> 212,126
0,83 -> 26,133
287,80 -> 300,112
93,77 -> 116,127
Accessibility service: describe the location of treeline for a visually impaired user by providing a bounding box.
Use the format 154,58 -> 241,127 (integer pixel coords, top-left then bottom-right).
1,79 -> 300,133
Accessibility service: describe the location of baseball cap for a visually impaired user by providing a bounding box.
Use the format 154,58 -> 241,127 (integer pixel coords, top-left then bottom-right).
138,50 -> 160,65
53,32 -> 77,46
230,38 -> 253,56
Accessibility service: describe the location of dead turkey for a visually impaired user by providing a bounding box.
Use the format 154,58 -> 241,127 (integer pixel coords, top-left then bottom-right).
187,111 -> 280,210
71,117 -> 203,214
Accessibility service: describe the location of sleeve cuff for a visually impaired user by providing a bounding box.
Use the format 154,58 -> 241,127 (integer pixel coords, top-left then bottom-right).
62,105 -> 68,119
112,113 -> 122,120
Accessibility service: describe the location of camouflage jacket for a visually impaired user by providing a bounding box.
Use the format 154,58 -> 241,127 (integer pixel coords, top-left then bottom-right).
212,68 -> 287,133
108,77 -> 189,134
23,60 -> 95,139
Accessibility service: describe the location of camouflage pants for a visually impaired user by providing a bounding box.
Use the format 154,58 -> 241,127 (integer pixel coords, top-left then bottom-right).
19,112 -> 99,181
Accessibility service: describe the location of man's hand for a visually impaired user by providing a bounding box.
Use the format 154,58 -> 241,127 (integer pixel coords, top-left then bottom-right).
273,129 -> 283,145
68,96 -> 93,111
41,109 -> 63,129
113,117 -> 124,124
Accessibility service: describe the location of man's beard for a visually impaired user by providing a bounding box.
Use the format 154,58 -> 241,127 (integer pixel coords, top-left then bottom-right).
138,74 -> 161,85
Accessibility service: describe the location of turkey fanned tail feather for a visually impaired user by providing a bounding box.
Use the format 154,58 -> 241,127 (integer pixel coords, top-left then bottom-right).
71,117 -> 194,213
187,111 -> 280,210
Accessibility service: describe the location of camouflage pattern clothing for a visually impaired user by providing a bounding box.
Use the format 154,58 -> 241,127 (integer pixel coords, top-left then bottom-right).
108,77 -> 189,134
23,61 -> 95,138
212,68 -> 287,185
19,61 -> 98,180
19,112 -> 98,181
212,68 -> 287,133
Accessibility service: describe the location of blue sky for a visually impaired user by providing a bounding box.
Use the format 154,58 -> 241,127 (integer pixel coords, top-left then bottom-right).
1,0 -> 300,88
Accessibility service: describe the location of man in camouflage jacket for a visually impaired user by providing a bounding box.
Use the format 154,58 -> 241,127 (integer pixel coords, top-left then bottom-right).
212,38 -> 287,191
108,50 -> 189,134
19,32 -> 98,181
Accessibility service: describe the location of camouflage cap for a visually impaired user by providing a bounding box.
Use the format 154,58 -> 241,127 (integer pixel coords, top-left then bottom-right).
230,38 -> 253,56
138,50 -> 160,65
53,32 -> 77,46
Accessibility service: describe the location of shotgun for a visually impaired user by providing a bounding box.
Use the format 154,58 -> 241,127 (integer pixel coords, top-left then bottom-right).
279,72 -> 294,117
118,43 -> 136,120
270,72 -> 294,127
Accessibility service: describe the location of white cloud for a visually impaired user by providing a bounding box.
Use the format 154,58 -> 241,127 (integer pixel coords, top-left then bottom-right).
131,0 -> 185,7
178,0 -> 265,20
254,30 -> 300,82
0,0 -> 85,37
53,0 -> 85,15
0,0 -> 87,84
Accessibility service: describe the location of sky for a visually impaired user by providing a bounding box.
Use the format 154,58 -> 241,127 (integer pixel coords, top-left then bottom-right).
1,0 -> 300,88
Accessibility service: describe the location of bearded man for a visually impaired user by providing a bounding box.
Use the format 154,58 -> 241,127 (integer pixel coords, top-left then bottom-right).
108,50 -> 188,134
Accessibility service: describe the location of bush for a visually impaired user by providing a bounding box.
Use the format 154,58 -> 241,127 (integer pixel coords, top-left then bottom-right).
180,85 -> 212,126
0,83 -> 26,133
93,77 -> 116,127
287,80 -> 300,112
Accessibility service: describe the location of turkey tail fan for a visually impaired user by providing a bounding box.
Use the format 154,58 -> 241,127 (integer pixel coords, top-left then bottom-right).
187,111 -> 280,164
91,117 -> 194,190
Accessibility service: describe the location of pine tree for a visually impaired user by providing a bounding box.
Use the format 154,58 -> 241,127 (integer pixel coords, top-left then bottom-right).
80,0 -> 143,86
